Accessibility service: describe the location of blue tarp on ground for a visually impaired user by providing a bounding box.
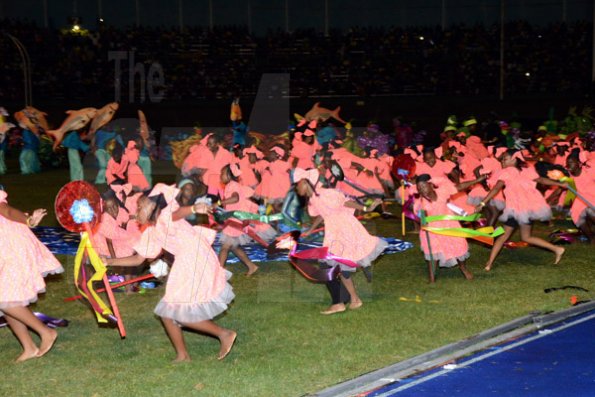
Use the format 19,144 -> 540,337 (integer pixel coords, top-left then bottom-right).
33,226 -> 413,263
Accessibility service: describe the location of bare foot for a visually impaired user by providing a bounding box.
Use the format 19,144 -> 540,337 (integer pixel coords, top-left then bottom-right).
320,304 -> 346,315
36,328 -> 57,358
554,247 -> 565,265
172,354 -> 191,363
460,266 -> 474,280
218,330 -> 237,360
16,348 -> 39,363
484,263 -> 493,272
349,300 -> 363,310
246,265 -> 259,277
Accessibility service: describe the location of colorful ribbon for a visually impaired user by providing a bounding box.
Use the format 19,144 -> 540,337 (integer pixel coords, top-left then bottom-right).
420,212 -> 505,245
74,231 -> 126,337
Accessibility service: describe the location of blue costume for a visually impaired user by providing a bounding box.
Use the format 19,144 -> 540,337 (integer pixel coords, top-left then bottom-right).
19,129 -> 41,174
62,131 -> 90,181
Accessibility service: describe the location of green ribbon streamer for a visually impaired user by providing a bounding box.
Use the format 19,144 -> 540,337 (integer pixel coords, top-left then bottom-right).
424,213 -> 481,224
424,226 -> 505,238
421,212 -> 504,238
219,210 -> 300,229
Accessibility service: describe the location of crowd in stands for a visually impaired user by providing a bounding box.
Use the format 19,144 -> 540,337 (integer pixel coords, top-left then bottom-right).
1,19 -> 592,101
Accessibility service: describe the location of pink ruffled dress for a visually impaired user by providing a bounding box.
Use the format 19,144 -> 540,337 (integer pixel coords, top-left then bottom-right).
220,181 -> 276,247
414,183 -> 470,267
0,191 -> 64,314
194,147 -> 233,196
354,157 -> 384,194
133,208 -> 234,324
495,166 -> 552,224
290,139 -> 320,169
236,156 -> 259,188
330,147 -> 362,197
415,159 -> 456,180
308,188 -> 388,272
106,158 -> 128,185
123,146 -> 150,191
259,159 -> 292,204
92,212 -> 138,258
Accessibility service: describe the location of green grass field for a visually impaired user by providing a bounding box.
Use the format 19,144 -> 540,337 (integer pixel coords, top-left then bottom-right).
1,164 -> 593,397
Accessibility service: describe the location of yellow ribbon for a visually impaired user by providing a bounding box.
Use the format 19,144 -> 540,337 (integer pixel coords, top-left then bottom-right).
73,232 -> 113,323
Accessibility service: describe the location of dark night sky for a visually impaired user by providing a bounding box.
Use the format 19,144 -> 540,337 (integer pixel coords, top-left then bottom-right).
0,0 -> 592,34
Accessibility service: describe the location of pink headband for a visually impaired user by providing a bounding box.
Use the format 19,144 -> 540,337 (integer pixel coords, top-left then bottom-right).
308,120 -> 317,129
579,150 -> 588,164
149,183 -> 181,212
271,146 -> 285,157
297,119 -> 307,127
294,168 -> 319,186
370,149 -> 378,157
243,145 -> 264,159
230,163 -> 242,177
303,129 -> 315,137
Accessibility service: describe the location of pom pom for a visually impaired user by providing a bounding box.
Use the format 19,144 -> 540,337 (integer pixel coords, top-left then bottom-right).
69,199 -> 95,224
150,259 -> 169,278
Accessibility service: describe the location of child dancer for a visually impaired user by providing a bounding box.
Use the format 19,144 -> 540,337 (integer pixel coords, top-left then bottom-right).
218,164 -> 276,276
259,146 -> 292,212
414,174 -> 485,281
0,190 -> 62,362
477,149 -> 566,271
295,168 -> 387,314
565,149 -> 594,242
103,184 -> 236,361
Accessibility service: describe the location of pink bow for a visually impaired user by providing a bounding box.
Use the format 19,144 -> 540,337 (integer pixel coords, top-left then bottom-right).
149,183 -> 180,209
110,183 -> 132,201
271,146 -> 285,157
294,168 -> 319,186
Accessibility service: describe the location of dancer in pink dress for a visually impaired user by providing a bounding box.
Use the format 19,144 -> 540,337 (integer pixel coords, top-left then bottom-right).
259,146 -> 292,210
295,168 -> 387,314
93,189 -> 142,293
476,149 -> 566,271
103,184 -> 236,361
290,129 -> 321,169
105,143 -> 128,185
414,175 -> 483,281
196,135 -> 233,196
92,190 -> 137,258
234,147 -> 260,188
0,190 -> 62,362
218,164 -> 276,276
123,140 -> 150,191
565,149 -> 594,242
415,147 -> 457,180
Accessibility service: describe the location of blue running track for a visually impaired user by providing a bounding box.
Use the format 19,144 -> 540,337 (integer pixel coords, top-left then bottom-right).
369,311 -> 595,397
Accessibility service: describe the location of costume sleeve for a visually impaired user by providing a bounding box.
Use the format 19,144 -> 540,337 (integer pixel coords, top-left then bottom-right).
132,226 -> 163,259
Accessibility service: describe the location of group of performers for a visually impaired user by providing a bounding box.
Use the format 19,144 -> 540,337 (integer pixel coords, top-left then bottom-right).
1,105 -> 593,363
